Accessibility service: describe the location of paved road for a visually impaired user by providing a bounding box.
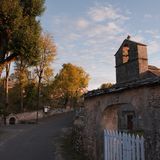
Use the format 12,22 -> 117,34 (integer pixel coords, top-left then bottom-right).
0,112 -> 74,160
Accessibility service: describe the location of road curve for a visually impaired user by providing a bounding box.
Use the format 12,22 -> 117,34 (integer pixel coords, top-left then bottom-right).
0,112 -> 74,160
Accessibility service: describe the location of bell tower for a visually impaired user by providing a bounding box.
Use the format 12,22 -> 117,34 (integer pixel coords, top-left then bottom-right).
115,37 -> 148,84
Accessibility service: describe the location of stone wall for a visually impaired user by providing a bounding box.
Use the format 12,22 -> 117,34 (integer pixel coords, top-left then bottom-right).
82,85 -> 160,160
0,108 -> 73,125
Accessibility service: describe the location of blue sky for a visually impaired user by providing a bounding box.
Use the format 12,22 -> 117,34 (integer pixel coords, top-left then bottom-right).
40,0 -> 160,90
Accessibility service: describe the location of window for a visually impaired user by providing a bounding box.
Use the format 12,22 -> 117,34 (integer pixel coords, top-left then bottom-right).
122,44 -> 129,63
127,114 -> 133,130
121,111 -> 135,131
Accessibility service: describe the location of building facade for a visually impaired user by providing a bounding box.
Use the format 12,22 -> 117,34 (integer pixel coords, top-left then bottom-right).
83,38 -> 160,160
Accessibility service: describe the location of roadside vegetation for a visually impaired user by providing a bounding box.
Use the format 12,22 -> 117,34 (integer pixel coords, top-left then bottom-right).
0,0 -> 89,124
57,128 -> 88,160
62,135 -> 88,160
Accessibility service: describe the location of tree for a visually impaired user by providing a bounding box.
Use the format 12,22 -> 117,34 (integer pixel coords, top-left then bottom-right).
53,63 -> 89,108
0,0 -> 22,122
35,33 -> 56,121
0,78 -> 5,115
35,33 -> 56,83
4,58 -> 11,118
14,60 -> 29,111
24,81 -> 37,111
0,0 -> 45,66
100,83 -> 113,89
0,0 -> 45,123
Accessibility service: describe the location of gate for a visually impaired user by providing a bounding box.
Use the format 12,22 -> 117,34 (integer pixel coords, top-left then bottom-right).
104,130 -> 145,160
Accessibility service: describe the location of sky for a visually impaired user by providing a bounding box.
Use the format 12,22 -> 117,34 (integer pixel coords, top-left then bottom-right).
40,0 -> 160,90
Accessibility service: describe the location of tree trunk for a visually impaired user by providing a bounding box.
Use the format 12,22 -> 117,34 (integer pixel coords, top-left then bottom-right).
20,59 -> 24,112
20,83 -> 24,112
36,71 -> 42,123
0,67 -> 3,78
4,63 -> 10,124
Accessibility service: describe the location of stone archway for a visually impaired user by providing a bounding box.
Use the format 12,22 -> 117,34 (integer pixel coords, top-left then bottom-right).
101,105 -> 119,130
9,117 -> 16,125
7,114 -> 18,125
101,103 -> 137,131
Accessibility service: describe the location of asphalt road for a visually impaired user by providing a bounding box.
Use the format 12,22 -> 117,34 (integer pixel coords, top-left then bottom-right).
0,112 -> 74,160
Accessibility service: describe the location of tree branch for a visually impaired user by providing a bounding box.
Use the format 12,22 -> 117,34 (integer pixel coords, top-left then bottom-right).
0,53 -> 18,66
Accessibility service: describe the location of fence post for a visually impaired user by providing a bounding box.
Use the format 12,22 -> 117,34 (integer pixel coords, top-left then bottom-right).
131,134 -> 136,160
107,130 -> 110,160
104,130 -> 145,160
104,130 -> 107,160
115,131 -> 119,160
119,132 -> 122,160
136,135 -> 140,160
140,136 -> 145,160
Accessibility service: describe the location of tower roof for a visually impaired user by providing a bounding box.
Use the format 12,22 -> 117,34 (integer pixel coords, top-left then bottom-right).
115,39 -> 147,56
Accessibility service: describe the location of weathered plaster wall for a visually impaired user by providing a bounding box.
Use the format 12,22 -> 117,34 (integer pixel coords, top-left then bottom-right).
83,85 -> 160,160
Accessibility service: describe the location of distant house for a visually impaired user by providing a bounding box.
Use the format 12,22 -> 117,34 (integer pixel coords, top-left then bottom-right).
83,37 -> 160,160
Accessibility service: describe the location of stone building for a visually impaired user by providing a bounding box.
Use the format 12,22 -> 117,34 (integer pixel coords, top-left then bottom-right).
82,38 -> 160,160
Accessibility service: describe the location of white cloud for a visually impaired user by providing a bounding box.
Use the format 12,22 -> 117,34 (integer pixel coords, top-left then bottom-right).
76,18 -> 89,29
106,22 -> 123,34
144,14 -> 152,18
148,41 -> 160,54
88,5 -> 129,22
131,35 -> 145,42
67,33 -> 81,41
145,30 -> 155,35
148,56 -> 160,68
130,35 -> 160,55
86,22 -> 124,39
50,3 -> 130,89
145,30 -> 160,39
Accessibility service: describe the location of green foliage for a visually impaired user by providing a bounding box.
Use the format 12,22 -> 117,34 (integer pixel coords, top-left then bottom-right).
0,0 -> 22,61
55,63 -> 89,96
12,20 -> 41,65
4,81 -> 38,112
0,0 -> 45,65
0,79 -> 5,115
8,84 -> 21,113
0,0 -> 45,114
35,33 -> 56,83
14,63 -> 29,88
0,78 -> 17,115
20,0 -> 45,17
24,82 -> 37,110
34,33 -> 56,111
52,63 -> 89,107
100,82 -> 113,89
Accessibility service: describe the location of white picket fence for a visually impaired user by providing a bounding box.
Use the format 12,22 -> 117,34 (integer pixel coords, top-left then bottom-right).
104,130 -> 145,160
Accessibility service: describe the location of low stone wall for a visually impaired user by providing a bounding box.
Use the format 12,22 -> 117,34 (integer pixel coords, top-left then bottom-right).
4,108 -> 73,125
72,111 -> 85,154
72,109 -> 96,160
